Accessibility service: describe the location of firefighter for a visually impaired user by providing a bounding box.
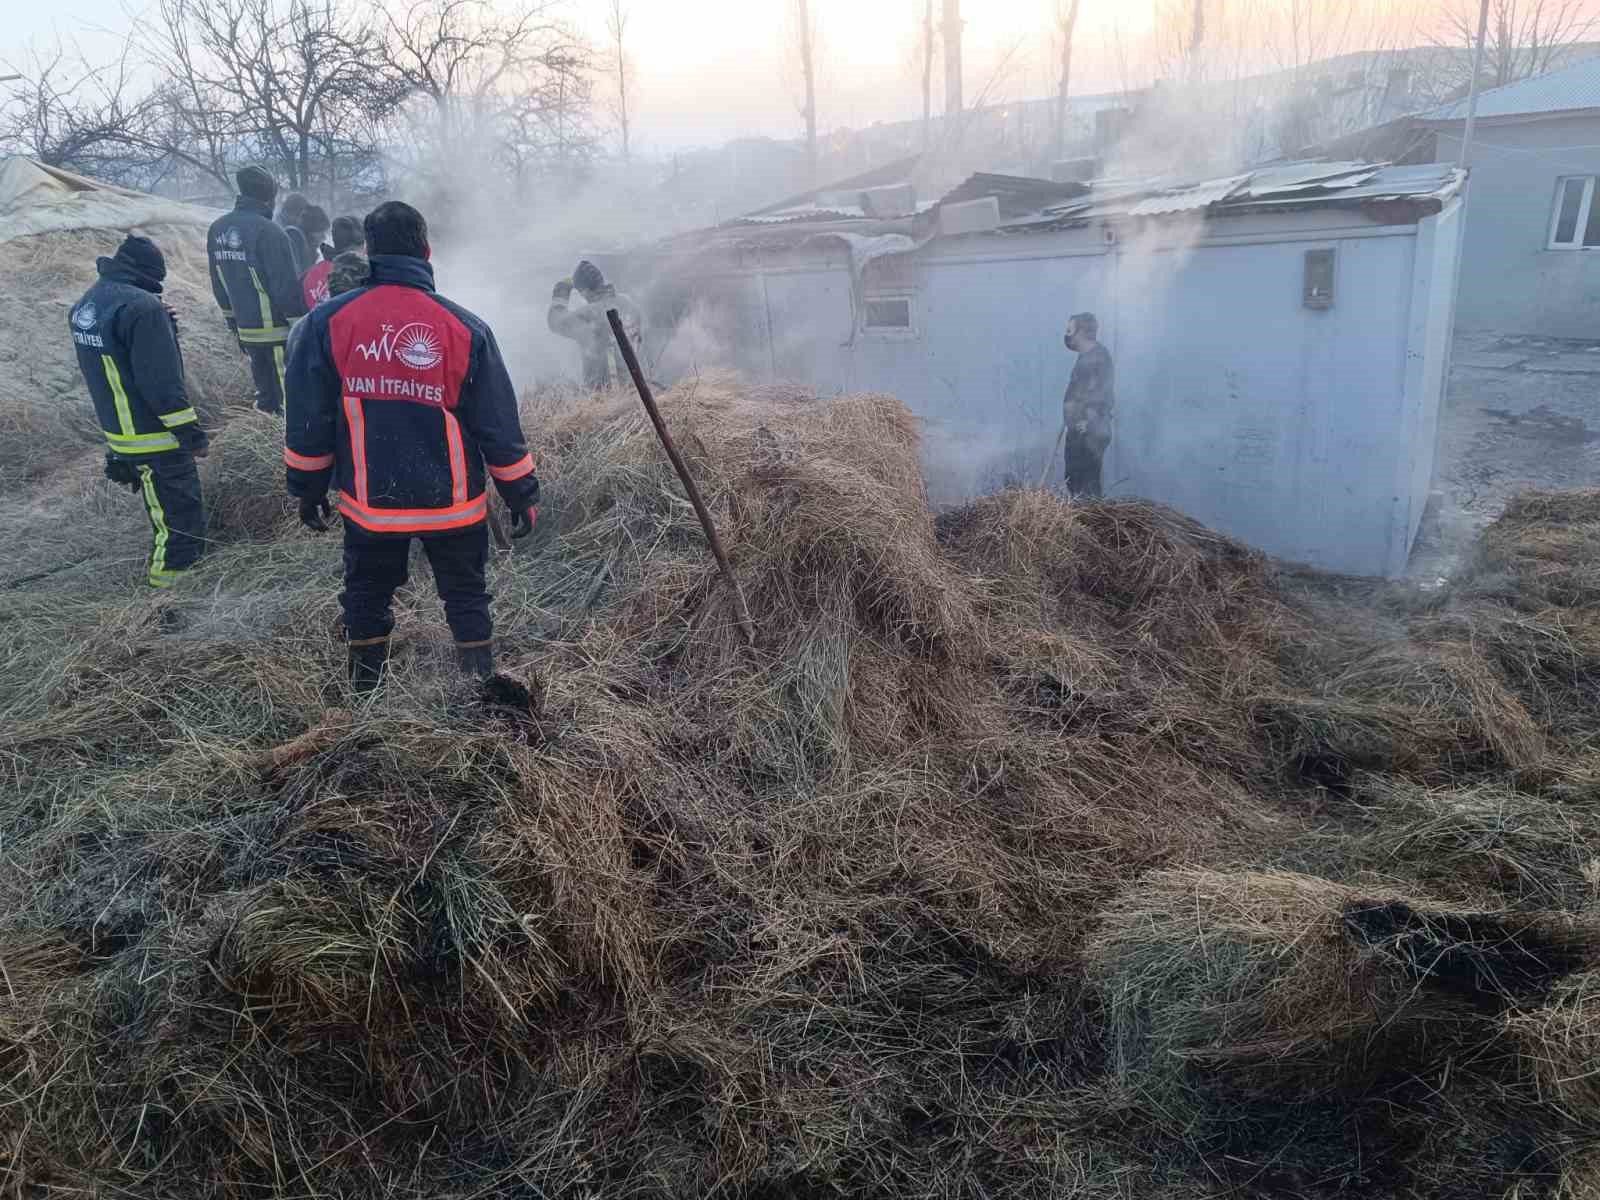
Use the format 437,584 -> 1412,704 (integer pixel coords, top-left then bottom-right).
284,201 -> 541,695
292,204 -> 331,286
277,191 -> 310,273
547,259 -> 643,390
207,166 -> 308,415
1062,311 -> 1115,498
68,234 -> 210,589
302,215 -> 366,309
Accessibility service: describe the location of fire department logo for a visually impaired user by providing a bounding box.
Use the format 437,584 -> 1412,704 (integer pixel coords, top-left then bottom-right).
72,303 -> 97,330
226,228 -> 242,250
356,321 -> 442,371
394,323 -> 442,370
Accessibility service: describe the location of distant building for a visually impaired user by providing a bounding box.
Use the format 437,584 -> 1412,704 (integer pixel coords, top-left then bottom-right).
1316,53 -> 1600,339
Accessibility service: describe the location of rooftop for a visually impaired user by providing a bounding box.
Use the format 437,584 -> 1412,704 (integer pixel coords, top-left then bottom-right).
660,159 -> 1465,253
1419,53 -> 1600,122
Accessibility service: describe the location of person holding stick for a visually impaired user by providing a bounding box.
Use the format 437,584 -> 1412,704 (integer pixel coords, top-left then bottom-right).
1061,312 -> 1114,498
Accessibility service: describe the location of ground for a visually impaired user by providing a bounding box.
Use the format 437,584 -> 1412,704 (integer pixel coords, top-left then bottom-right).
1412,332 -> 1600,581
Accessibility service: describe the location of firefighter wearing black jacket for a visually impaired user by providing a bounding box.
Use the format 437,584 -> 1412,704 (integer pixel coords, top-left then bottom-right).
207,166 -> 308,415
284,201 -> 541,695
69,235 -> 210,588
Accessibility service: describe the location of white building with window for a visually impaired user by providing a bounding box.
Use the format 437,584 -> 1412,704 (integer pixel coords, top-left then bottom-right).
1408,57 -> 1600,338
633,162 -> 1464,577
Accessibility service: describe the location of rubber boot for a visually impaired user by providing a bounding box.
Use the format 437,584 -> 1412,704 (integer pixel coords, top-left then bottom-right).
455,640 -> 495,679
348,637 -> 391,697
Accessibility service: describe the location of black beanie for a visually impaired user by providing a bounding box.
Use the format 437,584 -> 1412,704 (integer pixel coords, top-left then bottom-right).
115,234 -> 167,284
573,259 -> 606,293
330,214 -> 365,253
236,165 -> 277,203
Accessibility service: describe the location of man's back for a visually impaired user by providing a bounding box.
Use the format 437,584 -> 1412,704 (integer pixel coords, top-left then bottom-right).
207,196 -> 307,346
1065,341 -> 1114,420
286,251 -> 537,534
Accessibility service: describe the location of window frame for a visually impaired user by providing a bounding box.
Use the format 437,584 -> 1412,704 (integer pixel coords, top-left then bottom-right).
860,290 -> 917,340
1548,175 -> 1600,250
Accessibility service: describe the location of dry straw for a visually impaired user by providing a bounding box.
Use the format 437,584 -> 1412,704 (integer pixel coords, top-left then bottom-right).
4,345 -> 1600,1196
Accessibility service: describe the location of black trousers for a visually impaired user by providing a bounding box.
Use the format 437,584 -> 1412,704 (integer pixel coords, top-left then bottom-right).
1064,432 -> 1104,499
341,524 -> 492,644
133,452 -> 207,587
244,342 -> 287,414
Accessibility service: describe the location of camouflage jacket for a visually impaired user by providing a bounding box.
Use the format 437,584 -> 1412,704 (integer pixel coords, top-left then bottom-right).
548,287 -> 643,390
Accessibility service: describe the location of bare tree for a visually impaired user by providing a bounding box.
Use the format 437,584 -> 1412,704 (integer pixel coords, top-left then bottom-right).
605,0 -> 633,164
1052,0 -> 1082,159
145,0 -> 386,194
0,43 -> 165,183
377,0 -> 595,194
1436,0 -> 1597,92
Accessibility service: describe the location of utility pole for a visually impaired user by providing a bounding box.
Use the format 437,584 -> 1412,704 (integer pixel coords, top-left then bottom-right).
942,0 -> 963,118
1458,0 -> 1491,169
1187,0 -> 1207,85
797,0 -> 818,188
921,0 -> 934,150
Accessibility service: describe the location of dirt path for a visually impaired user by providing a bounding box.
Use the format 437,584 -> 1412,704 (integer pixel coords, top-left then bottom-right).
1410,333 -> 1600,581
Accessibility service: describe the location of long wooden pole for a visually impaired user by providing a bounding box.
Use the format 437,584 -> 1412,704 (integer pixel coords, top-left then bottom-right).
606,309 -> 756,646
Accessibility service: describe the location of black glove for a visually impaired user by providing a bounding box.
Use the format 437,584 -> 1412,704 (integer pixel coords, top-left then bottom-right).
104,452 -> 140,493
510,505 -> 538,539
299,494 -> 333,533
552,278 -> 573,302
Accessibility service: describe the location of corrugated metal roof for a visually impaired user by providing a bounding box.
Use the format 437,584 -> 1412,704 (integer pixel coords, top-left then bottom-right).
1235,162 -> 1461,207
1003,161 -> 1462,230
1125,174 -> 1251,216
1242,162 -> 1375,196
1419,54 -> 1600,121
936,172 -> 1090,217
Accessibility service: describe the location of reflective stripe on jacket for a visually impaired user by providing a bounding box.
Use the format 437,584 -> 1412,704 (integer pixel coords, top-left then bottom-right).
69,259 -> 202,457
283,253 -> 540,537
207,196 -> 308,345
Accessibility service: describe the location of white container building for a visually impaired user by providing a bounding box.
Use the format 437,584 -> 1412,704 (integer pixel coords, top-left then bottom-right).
636,161 -> 1465,578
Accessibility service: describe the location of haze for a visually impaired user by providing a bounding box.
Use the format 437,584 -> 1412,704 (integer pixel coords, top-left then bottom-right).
1,0 -> 1497,153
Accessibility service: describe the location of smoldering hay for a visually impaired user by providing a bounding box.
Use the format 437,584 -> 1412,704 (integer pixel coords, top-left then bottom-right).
4,373 -> 1600,1198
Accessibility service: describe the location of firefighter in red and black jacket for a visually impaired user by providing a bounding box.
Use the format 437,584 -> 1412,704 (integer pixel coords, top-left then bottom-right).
283,201 -> 540,695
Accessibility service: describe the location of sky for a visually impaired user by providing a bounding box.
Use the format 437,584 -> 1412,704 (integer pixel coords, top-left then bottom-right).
1,0 -> 1152,151
5,0 -> 1597,154
568,0 -> 1150,150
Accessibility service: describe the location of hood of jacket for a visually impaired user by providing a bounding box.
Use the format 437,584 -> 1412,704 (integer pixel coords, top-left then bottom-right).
96,255 -> 164,295
233,194 -> 274,218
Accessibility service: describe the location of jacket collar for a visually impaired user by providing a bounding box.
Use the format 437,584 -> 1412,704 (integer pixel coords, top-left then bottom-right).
234,194 -> 274,217
96,256 -> 164,294
367,253 -> 435,292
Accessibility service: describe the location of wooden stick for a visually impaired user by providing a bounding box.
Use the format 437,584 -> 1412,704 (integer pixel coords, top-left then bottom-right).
606,309 -> 756,646
1039,423 -> 1067,490
486,502 -> 512,552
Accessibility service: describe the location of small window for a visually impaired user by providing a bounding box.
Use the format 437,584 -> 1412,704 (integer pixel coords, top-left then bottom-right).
1549,176 -> 1600,248
863,296 -> 912,330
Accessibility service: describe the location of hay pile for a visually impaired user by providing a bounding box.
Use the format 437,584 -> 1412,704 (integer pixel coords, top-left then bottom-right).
3,374 -> 1600,1198
0,224 -> 250,489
